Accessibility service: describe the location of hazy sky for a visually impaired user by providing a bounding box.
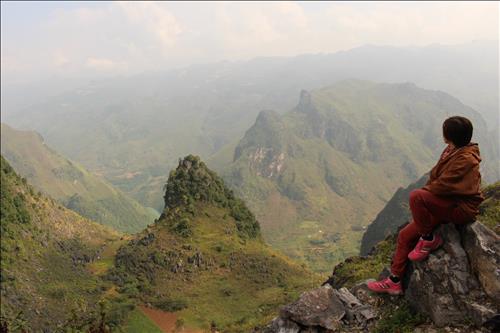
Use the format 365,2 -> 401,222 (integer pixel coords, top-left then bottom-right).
1,1 -> 498,84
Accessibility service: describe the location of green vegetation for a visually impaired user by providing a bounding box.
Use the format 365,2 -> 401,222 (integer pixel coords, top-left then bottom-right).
123,309 -> 163,333
326,234 -> 396,289
0,155 -> 134,332
111,156 -> 320,331
223,80 -> 498,272
1,123 -> 158,233
479,181 -> 500,233
373,302 -> 426,333
165,155 -> 260,239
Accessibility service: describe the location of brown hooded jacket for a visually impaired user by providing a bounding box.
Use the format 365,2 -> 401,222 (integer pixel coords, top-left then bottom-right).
423,142 -> 484,219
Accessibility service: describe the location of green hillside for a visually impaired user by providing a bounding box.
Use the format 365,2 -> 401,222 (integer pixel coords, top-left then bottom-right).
0,155 -> 128,331
223,80 -> 497,272
1,123 -> 158,233
110,155 -> 320,332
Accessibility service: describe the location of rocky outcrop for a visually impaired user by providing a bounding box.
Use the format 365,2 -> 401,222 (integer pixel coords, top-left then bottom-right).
264,221 -> 499,332
462,222 -> 500,304
263,285 -> 376,332
406,222 -> 499,328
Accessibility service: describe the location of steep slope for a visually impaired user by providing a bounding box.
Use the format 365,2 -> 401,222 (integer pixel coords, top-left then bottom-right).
359,174 -> 428,255
0,155 -> 128,332
3,41 -> 498,211
224,80 -> 497,272
265,183 -> 500,333
361,179 -> 500,256
110,155 -> 320,332
1,123 -> 158,233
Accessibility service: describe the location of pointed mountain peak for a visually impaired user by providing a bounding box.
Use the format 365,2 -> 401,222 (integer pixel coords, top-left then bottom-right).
163,155 -> 260,238
295,89 -> 317,114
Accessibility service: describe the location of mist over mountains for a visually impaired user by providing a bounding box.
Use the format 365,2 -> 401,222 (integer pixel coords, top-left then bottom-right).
2,41 -> 498,213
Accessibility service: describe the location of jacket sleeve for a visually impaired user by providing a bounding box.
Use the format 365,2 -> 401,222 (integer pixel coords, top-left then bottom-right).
422,155 -> 476,196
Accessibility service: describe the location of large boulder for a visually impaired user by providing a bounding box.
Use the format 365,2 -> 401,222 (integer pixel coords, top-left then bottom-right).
462,222 -> 500,304
405,222 -> 499,328
264,285 -> 376,332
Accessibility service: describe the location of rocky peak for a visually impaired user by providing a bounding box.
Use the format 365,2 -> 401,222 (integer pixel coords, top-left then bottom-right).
296,90 -> 315,114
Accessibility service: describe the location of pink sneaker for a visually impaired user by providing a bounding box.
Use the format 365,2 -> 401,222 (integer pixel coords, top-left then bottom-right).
408,234 -> 443,262
367,277 -> 403,295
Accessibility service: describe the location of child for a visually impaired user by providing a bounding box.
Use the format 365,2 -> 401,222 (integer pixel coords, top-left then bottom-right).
367,116 -> 484,295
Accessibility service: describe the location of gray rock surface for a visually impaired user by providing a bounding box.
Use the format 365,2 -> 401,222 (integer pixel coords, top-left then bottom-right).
406,222 -> 499,328
264,285 -> 376,332
263,221 -> 499,333
462,222 -> 500,304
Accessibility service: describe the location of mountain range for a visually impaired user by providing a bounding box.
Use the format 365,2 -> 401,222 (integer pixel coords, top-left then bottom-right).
3,41 -> 498,212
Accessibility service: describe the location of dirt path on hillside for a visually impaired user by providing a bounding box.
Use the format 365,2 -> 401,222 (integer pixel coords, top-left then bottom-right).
139,306 -> 203,333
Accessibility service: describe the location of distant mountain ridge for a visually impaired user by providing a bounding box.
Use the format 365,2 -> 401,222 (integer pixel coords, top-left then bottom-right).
3,41 -> 497,211
1,123 -> 158,233
222,80 -> 498,272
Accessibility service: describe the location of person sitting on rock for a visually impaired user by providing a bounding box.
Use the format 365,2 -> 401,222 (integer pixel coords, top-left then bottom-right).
367,116 -> 484,295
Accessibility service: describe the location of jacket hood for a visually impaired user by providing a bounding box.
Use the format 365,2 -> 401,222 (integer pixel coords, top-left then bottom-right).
459,142 -> 481,163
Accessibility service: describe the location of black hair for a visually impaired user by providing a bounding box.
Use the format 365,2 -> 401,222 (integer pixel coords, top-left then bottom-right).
442,116 -> 473,148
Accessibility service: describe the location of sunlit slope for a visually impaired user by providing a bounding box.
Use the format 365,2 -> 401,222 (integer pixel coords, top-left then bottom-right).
110,155 -> 320,332
0,155 -> 123,331
1,123 -> 158,233
223,80 -> 497,272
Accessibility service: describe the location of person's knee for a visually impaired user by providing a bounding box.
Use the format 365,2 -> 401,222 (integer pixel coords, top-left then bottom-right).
410,189 -> 424,203
409,188 -> 429,208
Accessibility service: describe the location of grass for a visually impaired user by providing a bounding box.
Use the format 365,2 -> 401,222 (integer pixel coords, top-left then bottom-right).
373,302 -> 426,333
113,204 -> 321,332
326,235 -> 396,289
88,238 -> 129,275
0,156 -> 130,332
123,309 -> 163,333
479,182 -> 500,233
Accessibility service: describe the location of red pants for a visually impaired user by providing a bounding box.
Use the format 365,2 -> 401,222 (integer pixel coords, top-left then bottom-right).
390,189 -> 471,277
